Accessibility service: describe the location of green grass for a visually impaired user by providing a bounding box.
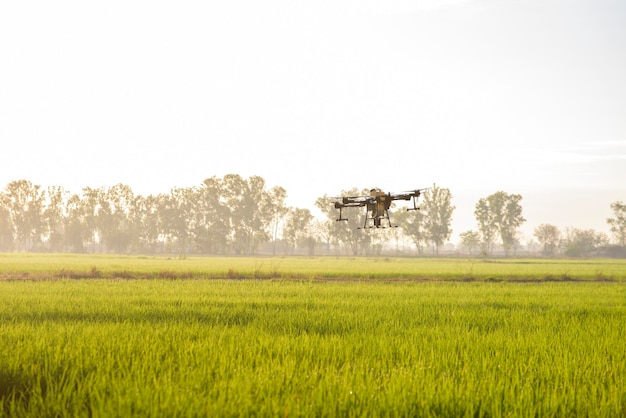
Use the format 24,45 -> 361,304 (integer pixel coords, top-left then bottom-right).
1,253 -> 626,281
1,278 -> 625,416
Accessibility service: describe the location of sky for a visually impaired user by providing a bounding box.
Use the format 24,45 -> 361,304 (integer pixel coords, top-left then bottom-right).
1,0 -> 625,243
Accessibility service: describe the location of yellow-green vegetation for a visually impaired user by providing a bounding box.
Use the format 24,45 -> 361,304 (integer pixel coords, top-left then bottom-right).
1,255 -> 625,416
1,253 -> 626,281
1,280 -> 625,416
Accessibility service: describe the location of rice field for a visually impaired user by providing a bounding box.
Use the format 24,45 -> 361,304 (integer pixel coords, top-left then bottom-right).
1,253 -> 626,281
0,255 -> 625,416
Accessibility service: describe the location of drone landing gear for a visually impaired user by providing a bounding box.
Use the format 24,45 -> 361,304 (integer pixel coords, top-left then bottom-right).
358,225 -> 399,229
358,210 -> 396,229
336,207 -> 348,222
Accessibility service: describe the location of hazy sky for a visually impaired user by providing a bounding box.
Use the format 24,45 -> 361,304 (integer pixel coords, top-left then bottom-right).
1,0 -> 625,242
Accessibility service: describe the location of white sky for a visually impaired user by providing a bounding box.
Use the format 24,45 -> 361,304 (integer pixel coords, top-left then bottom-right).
1,0 -> 625,243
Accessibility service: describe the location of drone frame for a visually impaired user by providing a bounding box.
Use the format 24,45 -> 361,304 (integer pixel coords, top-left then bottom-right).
334,188 -> 424,229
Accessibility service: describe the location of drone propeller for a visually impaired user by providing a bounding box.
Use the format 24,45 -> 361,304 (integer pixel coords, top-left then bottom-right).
395,188 -> 428,195
330,195 -> 365,200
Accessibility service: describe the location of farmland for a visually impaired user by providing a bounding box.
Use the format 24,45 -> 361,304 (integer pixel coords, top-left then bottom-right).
2,253 -> 626,281
1,255 -> 625,416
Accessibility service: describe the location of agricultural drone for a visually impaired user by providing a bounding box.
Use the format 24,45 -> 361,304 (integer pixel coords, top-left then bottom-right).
332,188 -> 426,229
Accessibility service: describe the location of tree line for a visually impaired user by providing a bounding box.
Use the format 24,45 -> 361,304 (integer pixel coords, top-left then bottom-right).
0,177 -> 624,257
459,198 -> 625,257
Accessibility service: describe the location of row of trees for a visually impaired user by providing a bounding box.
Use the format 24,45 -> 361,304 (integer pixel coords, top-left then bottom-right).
0,177 -> 624,257
531,206 -> 626,258
459,199 -> 626,257
0,176 -> 287,255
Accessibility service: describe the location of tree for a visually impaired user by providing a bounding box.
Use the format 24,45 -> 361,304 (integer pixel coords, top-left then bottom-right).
534,224 -> 561,256
0,195 -> 13,251
367,227 -> 395,256
310,218 -> 333,255
459,230 -> 480,256
421,184 -> 455,254
473,198 -> 496,256
194,177 -> 231,254
42,186 -> 68,252
563,228 -> 608,258
283,208 -> 313,254
607,201 -> 626,247
474,191 -> 525,256
394,207 -> 426,254
222,174 -> 273,255
386,222 -> 404,255
315,190 -> 371,255
160,187 -> 196,257
98,184 -> 135,253
63,193 -> 88,252
132,194 -> 162,254
78,187 -> 102,252
2,180 -> 45,251
247,176 -> 274,254
222,174 -> 251,254
264,186 -> 288,255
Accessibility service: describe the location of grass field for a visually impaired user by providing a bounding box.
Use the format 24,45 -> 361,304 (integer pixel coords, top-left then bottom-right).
1,253 -> 626,281
1,254 -> 625,416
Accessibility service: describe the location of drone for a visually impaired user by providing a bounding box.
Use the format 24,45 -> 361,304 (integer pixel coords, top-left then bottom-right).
332,188 -> 426,229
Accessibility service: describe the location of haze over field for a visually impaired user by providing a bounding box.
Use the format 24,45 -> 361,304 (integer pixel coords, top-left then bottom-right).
1,0 -> 624,241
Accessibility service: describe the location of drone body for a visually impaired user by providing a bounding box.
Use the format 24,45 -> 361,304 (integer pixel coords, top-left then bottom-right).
333,188 -> 425,229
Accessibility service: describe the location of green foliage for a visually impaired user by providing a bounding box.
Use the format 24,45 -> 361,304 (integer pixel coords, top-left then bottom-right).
459,230 -> 480,256
0,204 -> 12,252
0,178 -> 619,258
475,191 -> 526,256
0,176 -> 290,256
0,279 -> 624,416
563,228 -> 609,258
607,201 -> 626,246
421,184 -> 455,253
534,224 -> 561,256
316,189 -> 372,255
393,201 -> 427,253
283,208 -> 314,254
1,180 -> 45,251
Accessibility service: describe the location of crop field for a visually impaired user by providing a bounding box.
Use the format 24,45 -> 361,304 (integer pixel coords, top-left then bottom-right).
2,253 -> 626,281
1,255 -> 625,417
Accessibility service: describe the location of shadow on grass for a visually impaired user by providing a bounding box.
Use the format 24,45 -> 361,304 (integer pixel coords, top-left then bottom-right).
0,367 -> 31,413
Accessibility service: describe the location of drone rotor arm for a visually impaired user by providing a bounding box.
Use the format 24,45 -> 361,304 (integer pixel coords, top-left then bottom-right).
389,193 -> 412,201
